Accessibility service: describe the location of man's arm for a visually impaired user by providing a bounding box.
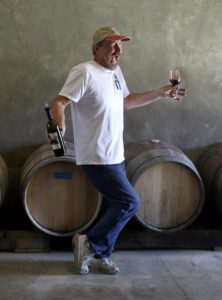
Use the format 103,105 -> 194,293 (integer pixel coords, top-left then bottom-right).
51,95 -> 71,135
124,85 -> 186,110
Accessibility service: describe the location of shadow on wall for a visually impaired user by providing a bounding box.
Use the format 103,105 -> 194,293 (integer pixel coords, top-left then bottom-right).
184,144 -> 212,164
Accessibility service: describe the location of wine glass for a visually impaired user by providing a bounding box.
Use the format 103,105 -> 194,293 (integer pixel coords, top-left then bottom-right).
169,69 -> 181,101
170,69 -> 181,86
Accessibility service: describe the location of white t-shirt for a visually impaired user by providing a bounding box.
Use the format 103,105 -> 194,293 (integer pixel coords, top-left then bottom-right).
59,60 -> 130,165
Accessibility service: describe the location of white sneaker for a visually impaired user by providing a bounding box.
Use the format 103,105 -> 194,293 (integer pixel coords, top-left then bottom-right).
72,233 -> 94,275
89,257 -> 120,275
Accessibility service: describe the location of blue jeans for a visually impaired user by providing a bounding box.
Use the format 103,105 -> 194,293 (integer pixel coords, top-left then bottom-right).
81,162 -> 140,258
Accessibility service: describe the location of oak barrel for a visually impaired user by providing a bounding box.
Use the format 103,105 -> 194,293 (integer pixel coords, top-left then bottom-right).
125,140 -> 204,232
197,144 -> 222,216
21,143 -> 101,236
0,155 -> 8,208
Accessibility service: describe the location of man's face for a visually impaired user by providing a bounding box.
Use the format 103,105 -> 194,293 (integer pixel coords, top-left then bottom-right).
95,39 -> 123,70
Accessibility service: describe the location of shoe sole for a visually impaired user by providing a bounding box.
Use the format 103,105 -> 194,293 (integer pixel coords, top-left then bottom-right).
89,260 -> 119,275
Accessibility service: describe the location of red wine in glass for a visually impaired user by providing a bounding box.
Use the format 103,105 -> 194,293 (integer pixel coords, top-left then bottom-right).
170,79 -> 180,85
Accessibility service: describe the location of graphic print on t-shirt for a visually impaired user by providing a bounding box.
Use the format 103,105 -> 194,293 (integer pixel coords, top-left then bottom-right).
114,74 -> 121,90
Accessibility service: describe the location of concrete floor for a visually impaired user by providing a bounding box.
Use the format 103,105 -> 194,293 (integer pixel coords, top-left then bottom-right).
0,249 -> 222,300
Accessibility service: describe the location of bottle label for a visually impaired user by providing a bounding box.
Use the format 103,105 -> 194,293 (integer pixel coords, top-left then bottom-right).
49,132 -> 62,150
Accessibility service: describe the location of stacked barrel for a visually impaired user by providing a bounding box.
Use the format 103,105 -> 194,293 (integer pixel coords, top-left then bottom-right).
0,155 -> 8,209
3,140 -> 222,239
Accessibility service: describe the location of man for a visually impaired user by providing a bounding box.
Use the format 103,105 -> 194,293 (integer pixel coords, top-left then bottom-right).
50,26 -> 186,275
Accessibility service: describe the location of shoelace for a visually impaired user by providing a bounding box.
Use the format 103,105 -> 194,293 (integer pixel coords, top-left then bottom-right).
102,257 -> 113,266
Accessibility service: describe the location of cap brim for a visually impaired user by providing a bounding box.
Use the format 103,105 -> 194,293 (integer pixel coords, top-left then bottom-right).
104,35 -> 131,42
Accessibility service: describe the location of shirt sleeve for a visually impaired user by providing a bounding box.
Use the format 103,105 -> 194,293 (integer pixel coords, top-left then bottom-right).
59,65 -> 87,102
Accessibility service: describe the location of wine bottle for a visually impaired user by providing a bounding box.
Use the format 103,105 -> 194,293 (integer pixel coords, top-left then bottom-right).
44,103 -> 66,157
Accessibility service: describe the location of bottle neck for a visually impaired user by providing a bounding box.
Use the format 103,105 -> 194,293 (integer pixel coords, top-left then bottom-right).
45,107 -> 53,121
